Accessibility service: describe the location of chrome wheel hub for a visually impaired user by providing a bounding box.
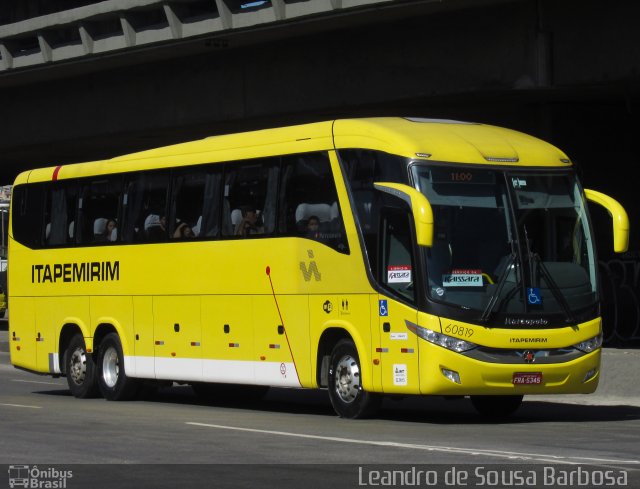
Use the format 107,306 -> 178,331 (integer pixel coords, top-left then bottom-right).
69,348 -> 87,385
102,346 -> 119,388
334,354 -> 360,403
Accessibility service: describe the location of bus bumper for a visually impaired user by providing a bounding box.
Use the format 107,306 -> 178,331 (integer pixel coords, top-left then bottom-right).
418,342 -> 601,396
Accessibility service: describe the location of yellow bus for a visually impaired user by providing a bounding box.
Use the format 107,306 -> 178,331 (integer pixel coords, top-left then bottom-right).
8,117 -> 629,418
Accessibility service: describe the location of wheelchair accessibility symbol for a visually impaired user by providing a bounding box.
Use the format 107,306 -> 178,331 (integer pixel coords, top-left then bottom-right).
527,287 -> 542,305
379,299 -> 389,317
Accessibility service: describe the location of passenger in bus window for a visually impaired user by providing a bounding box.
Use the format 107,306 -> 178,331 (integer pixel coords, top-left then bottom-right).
235,205 -> 263,237
173,222 -> 195,239
106,219 -> 117,242
93,218 -> 110,242
144,214 -> 167,241
306,215 -> 320,239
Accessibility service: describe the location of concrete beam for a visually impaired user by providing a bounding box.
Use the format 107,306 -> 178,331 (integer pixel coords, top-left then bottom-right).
37,33 -> 52,63
0,0 -> 408,73
79,24 -> 94,54
120,15 -> 137,47
163,4 -> 183,40
215,0 -> 233,30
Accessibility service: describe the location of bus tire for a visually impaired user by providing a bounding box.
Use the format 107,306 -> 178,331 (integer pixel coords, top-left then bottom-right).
328,339 -> 381,419
64,334 -> 99,398
470,395 -> 524,418
97,332 -> 140,401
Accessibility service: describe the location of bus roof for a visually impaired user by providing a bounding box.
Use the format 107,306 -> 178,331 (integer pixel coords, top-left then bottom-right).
15,117 -> 571,185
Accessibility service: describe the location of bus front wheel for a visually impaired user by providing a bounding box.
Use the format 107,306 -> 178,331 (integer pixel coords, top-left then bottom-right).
64,334 -> 99,398
328,339 -> 381,419
470,395 -> 524,418
97,333 -> 140,401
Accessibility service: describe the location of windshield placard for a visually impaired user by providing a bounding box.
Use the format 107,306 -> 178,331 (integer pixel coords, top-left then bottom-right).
387,265 -> 412,283
442,269 -> 483,287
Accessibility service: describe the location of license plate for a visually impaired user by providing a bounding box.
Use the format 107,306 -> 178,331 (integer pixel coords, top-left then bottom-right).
513,372 -> 542,385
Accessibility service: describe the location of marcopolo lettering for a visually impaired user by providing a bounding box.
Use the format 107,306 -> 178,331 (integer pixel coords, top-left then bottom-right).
31,261 -> 120,284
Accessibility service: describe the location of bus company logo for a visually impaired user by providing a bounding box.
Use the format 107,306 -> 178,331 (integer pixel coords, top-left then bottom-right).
8,465 -> 73,488
31,261 -> 119,284
299,251 -> 321,282
510,337 -> 549,344
522,350 -> 536,363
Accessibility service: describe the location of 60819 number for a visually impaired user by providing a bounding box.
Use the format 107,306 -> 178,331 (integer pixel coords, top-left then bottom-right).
444,323 -> 474,338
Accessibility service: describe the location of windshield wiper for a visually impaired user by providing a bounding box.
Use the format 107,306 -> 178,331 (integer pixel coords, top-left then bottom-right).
530,252 -> 577,324
522,225 -> 576,324
480,252 -> 518,323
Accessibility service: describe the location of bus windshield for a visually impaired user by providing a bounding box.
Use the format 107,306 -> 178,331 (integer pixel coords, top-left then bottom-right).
412,165 -> 598,323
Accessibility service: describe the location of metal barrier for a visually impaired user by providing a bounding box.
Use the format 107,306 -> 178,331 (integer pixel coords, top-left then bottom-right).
600,255 -> 640,347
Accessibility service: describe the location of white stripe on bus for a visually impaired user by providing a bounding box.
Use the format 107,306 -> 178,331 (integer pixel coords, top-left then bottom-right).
125,356 -> 300,387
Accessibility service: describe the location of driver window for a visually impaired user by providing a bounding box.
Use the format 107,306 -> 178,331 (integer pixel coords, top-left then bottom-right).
380,208 -> 416,303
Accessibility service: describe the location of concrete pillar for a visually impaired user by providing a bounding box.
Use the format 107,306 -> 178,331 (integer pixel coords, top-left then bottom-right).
0,43 -> 13,70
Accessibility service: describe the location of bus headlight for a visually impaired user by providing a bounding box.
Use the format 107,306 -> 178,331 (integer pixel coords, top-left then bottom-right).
410,324 -> 477,352
572,333 -> 603,353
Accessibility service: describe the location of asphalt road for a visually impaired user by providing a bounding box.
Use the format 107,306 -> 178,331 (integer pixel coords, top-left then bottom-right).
1,335 -> 640,488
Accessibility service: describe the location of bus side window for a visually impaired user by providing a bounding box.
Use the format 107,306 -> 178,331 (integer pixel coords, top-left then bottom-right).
77,177 -> 122,245
380,207 -> 416,303
44,184 -> 78,246
279,152 -> 348,253
123,171 -> 170,243
223,158 -> 279,237
171,167 -> 223,239
11,184 -> 46,248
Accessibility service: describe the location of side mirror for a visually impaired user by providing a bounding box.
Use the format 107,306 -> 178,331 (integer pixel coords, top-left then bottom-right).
373,182 -> 433,247
584,189 -> 629,253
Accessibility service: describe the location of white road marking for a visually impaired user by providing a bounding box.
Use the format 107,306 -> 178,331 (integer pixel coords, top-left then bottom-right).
0,403 -> 42,409
11,379 -> 61,385
186,422 -> 640,466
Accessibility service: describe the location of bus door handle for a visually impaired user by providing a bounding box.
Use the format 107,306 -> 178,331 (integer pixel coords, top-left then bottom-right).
383,322 -> 390,333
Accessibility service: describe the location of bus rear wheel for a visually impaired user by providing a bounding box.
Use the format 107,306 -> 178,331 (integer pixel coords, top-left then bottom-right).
64,334 -> 99,398
328,339 -> 381,419
97,333 -> 140,401
470,395 -> 524,418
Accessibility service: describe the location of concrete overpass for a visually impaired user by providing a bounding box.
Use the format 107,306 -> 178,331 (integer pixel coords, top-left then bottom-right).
0,0 -> 637,175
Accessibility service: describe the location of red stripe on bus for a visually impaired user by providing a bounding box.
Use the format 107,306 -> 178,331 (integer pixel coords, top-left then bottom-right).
52,166 -> 62,181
